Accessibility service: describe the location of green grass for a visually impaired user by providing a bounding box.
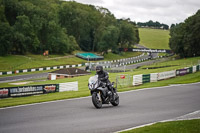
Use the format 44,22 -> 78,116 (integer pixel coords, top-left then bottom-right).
140,56 -> 200,71
122,119 -> 200,133
0,54 -> 86,72
139,28 -> 170,49
0,52 -> 142,72
104,52 -> 141,60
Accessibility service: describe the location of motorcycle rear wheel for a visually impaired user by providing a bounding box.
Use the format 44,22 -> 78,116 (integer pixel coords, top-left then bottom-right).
92,92 -> 102,109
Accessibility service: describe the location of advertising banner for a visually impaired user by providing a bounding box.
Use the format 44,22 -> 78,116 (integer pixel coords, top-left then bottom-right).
9,85 -> 44,97
43,84 -> 59,93
0,88 -> 9,98
119,48 -> 172,53
176,69 -> 188,76
185,67 -> 193,74
6,84 -> 59,97
197,65 -> 200,71
142,74 -> 150,83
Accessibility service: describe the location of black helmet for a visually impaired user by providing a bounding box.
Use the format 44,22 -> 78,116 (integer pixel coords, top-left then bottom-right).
96,65 -> 103,74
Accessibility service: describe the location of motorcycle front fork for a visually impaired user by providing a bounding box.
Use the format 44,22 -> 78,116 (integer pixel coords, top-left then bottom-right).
97,91 -> 102,101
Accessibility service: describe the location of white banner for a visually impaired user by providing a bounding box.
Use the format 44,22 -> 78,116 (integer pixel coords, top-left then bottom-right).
150,73 -> 158,82
133,74 -> 143,86
158,70 -> 176,80
193,66 -> 196,73
59,81 -> 78,92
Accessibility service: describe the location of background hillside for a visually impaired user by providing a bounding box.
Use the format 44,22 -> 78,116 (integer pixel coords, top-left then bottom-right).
0,28 -> 169,72
139,28 -> 170,49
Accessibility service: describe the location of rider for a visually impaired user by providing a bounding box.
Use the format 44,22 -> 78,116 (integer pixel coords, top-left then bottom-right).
95,65 -> 114,100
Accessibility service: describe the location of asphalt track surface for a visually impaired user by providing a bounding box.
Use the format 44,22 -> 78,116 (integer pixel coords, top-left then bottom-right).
0,73 -> 48,83
0,82 -> 200,133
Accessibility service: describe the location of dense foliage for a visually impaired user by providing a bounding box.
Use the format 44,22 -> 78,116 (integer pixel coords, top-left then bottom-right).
137,20 -> 169,30
0,0 -> 139,56
169,10 -> 200,58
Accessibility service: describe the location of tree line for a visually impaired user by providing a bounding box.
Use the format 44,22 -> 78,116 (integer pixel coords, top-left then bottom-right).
169,10 -> 200,58
0,0 -> 139,56
137,20 -> 169,30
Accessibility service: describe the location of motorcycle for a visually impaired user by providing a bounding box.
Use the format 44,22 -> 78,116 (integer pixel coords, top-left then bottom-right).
88,75 -> 119,109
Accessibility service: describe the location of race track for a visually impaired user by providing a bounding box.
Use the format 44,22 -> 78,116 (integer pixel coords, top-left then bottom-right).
0,82 -> 200,133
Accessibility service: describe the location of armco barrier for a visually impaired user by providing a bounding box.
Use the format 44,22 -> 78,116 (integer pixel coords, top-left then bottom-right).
142,74 -> 150,83
157,70 -> 176,80
133,74 -> 142,86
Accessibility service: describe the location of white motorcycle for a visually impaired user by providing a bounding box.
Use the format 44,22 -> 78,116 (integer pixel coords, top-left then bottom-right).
88,75 -> 119,109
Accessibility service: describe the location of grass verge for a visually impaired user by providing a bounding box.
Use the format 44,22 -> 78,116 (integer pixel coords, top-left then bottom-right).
122,119 -> 200,133
0,52 -> 141,72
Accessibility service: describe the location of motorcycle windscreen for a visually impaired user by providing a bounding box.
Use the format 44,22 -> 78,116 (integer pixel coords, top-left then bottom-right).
89,75 -> 99,90
89,75 -> 98,84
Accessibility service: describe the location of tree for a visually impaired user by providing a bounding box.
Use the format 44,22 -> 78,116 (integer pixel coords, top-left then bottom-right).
170,24 -> 175,29
46,20 -> 78,54
137,20 -> 169,30
1,0 -> 139,55
118,19 -> 137,48
0,22 -> 13,55
169,10 -> 200,57
13,15 -> 38,54
97,25 -> 119,54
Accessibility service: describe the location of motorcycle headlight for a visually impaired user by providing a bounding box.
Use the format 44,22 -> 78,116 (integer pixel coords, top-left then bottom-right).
89,83 -> 98,90
89,84 -> 93,90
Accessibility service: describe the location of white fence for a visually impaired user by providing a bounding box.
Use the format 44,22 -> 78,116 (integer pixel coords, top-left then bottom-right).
132,70 -> 176,86
150,73 -> 158,82
59,81 -> 78,92
193,66 -> 196,73
133,74 -> 143,86
157,70 -> 176,81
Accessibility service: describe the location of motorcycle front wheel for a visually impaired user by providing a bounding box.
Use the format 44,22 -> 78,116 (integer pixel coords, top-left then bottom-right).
110,93 -> 119,106
92,92 -> 102,109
